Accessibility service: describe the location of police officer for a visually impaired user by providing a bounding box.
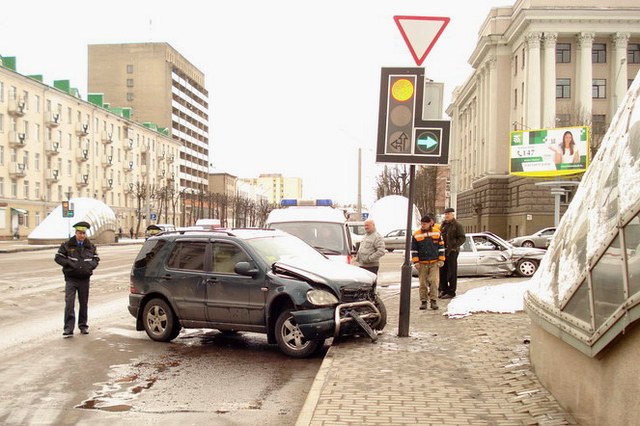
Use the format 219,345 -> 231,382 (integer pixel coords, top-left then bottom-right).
55,221 -> 100,337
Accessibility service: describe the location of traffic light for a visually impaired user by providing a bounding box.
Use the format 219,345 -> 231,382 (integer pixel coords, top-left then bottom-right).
61,201 -> 74,217
384,75 -> 417,154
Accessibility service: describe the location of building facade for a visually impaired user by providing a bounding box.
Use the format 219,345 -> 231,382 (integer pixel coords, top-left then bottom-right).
88,43 -> 209,194
240,173 -> 303,205
446,0 -> 640,239
0,56 -> 181,239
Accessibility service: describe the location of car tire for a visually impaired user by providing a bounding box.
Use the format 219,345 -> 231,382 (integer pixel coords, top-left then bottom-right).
275,309 -> 324,358
522,240 -> 535,248
142,298 -> 181,342
516,259 -> 538,277
373,295 -> 387,331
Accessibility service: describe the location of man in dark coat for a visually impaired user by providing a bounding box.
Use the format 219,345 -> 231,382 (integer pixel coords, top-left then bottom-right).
55,221 -> 100,337
439,208 -> 466,299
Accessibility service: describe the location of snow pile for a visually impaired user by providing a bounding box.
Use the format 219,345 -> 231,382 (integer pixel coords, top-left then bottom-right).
445,280 -> 533,319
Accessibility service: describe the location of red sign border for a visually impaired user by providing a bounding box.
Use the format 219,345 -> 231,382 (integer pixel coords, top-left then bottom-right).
393,16 -> 450,66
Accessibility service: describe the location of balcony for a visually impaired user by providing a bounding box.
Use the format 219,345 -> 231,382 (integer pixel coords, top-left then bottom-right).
45,169 -> 60,184
124,161 -> 134,173
101,155 -> 113,168
8,98 -> 26,117
8,131 -> 27,148
123,138 -> 134,151
46,112 -> 61,128
157,169 -> 166,180
45,141 -> 60,156
167,154 -> 175,163
157,151 -> 166,160
76,149 -> 89,162
76,174 -> 89,187
125,182 -> 135,194
101,131 -> 113,144
102,178 -> 113,191
9,163 -> 27,178
75,122 -> 89,136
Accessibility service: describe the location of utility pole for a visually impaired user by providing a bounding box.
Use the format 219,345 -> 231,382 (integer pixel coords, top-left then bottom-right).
357,147 -> 362,219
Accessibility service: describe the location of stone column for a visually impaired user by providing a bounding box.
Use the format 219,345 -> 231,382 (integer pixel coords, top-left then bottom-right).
577,32 -> 595,120
525,32 -> 543,129
611,32 -> 630,116
487,56 -> 498,174
543,33 -> 558,128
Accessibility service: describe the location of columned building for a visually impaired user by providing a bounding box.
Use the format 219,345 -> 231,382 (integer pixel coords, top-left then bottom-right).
446,0 -> 640,239
88,43 -> 209,194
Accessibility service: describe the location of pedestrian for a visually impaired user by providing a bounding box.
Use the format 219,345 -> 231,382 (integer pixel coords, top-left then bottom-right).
354,218 -> 386,275
118,227 -> 123,239
54,221 -> 100,337
439,207 -> 466,299
129,227 -> 134,239
411,214 -> 445,310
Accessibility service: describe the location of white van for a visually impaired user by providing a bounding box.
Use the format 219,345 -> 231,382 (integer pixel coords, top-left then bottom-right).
195,218 -> 222,230
266,204 -> 354,263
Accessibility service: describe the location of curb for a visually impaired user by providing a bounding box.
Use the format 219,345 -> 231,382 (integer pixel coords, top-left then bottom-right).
295,346 -> 335,426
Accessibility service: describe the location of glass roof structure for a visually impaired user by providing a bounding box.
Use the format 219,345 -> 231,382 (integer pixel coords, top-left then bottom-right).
525,72 -> 640,357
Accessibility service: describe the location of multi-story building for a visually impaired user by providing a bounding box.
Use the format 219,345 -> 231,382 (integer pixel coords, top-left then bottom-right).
87,42 -> 209,194
240,173 -> 303,206
446,0 -> 640,239
0,55 -> 181,239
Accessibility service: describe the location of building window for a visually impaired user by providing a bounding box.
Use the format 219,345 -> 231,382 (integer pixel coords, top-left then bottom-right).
0,177 -> 3,196
592,114 -> 607,136
127,92 -> 134,101
592,79 -> 606,99
521,82 -> 524,104
556,43 -> 571,63
35,182 -> 41,200
23,181 -> 29,199
127,79 -> 134,88
514,89 -> 518,108
556,114 -> 571,127
127,64 -> 134,73
0,113 -> 3,133
514,55 -> 518,76
556,78 -> 571,98
629,44 -> 640,64
0,81 -> 4,102
592,43 -> 606,63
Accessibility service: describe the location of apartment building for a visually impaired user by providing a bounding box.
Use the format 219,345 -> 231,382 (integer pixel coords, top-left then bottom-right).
88,42 -> 210,194
446,0 -> 640,239
240,173 -> 303,205
0,57 -> 181,239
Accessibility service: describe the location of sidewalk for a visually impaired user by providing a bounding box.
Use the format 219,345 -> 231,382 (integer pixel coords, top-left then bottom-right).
296,281 -> 577,425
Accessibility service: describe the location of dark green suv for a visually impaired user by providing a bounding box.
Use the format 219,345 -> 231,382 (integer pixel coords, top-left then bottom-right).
128,228 -> 386,357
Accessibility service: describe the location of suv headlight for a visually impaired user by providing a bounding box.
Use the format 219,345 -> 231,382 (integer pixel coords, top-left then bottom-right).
306,289 -> 339,306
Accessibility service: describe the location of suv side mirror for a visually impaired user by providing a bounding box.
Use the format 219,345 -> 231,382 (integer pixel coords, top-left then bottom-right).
234,261 -> 259,277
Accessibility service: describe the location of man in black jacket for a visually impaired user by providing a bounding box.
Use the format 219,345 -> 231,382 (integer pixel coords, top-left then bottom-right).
55,221 -> 100,337
439,208 -> 466,299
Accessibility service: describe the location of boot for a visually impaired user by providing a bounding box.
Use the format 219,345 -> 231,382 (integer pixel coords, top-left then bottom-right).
420,300 -> 428,310
430,300 -> 438,310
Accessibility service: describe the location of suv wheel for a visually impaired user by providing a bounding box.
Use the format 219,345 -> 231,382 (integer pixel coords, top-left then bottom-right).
143,298 -> 181,342
275,309 -> 324,358
373,295 -> 387,331
516,259 -> 538,277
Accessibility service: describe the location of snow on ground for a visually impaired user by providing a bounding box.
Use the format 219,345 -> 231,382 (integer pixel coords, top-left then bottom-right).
444,280 -> 533,319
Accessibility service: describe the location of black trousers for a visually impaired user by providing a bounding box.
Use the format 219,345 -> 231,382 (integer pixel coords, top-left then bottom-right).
360,265 -> 379,275
64,277 -> 90,333
439,251 -> 459,296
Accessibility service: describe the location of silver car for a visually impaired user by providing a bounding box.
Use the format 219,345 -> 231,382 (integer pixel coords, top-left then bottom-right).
508,227 -> 556,249
383,228 -> 408,252
412,231 -> 545,277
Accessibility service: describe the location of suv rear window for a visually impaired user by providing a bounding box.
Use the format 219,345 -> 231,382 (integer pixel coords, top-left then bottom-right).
166,241 -> 207,271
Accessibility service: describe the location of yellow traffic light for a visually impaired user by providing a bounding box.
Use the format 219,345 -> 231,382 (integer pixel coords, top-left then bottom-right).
391,78 -> 414,102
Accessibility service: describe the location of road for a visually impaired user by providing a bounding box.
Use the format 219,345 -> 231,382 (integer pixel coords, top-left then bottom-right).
0,244 -> 328,426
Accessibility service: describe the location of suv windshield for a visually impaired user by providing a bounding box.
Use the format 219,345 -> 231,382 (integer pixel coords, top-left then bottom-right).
246,234 -> 327,264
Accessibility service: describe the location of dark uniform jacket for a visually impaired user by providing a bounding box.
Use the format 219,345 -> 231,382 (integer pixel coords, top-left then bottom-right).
55,237 -> 100,279
411,224 -> 445,264
440,219 -> 466,256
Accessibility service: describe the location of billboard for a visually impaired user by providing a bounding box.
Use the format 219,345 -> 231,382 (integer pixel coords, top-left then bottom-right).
509,126 -> 590,177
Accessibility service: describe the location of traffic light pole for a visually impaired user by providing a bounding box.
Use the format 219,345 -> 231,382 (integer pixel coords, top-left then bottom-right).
398,164 -> 416,337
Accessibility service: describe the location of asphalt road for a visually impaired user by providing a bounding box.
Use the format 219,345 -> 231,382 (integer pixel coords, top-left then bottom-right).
0,245 -> 326,426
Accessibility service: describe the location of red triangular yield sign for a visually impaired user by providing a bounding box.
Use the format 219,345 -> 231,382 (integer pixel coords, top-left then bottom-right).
394,16 -> 450,66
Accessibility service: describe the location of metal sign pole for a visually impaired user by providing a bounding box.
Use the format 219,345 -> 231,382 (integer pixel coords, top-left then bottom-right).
398,164 -> 416,337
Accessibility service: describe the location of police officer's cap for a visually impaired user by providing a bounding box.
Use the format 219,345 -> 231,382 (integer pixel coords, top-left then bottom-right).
73,221 -> 91,232
444,207 -> 455,213
146,224 -> 162,235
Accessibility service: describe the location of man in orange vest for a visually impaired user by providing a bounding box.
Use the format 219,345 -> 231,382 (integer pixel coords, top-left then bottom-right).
411,214 -> 445,310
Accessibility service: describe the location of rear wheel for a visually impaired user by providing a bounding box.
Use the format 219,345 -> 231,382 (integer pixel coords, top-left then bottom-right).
275,309 -> 323,358
516,259 -> 538,277
142,298 -> 181,342
522,240 -> 535,248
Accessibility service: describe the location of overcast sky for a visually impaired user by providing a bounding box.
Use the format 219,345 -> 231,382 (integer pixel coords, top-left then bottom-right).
2,0 -> 508,206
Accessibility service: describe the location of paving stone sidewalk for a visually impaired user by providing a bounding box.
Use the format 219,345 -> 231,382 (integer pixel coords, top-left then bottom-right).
296,284 -> 578,426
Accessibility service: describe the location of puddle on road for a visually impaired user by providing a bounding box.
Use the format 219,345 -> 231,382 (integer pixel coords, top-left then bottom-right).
76,356 -> 178,411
